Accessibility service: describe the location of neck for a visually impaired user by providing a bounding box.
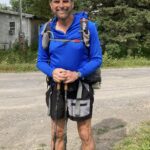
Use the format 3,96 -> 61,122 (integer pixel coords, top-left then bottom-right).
56,15 -> 74,33
57,15 -> 74,27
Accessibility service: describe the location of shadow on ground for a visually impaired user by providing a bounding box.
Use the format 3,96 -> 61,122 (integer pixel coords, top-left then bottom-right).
93,118 -> 127,150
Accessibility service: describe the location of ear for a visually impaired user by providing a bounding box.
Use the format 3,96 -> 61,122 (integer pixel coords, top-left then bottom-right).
71,1 -> 74,9
49,2 -> 52,10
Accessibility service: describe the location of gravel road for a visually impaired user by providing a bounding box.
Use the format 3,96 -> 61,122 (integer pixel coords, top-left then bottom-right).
0,68 -> 150,150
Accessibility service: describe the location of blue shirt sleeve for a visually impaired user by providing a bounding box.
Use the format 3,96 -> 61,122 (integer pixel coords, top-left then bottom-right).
36,25 -> 55,77
78,22 -> 102,77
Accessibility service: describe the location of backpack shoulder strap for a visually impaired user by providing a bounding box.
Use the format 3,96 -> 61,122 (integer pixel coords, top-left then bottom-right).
41,20 -> 51,50
41,20 -> 51,35
80,18 -> 90,48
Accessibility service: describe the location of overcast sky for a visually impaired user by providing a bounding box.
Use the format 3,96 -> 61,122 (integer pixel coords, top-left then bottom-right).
0,0 -> 10,6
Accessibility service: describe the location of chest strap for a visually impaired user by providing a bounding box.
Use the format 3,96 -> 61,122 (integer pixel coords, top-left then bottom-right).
49,38 -> 83,43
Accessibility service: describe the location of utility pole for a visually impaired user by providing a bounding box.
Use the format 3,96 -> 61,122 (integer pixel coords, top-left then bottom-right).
19,0 -> 25,51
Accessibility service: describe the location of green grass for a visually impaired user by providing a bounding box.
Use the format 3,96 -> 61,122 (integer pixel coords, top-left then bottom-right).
0,49 -> 37,72
0,49 -> 37,64
0,49 -> 150,72
0,63 -> 37,72
113,121 -> 150,150
103,54 -> 150,68
36,143 -> 47,150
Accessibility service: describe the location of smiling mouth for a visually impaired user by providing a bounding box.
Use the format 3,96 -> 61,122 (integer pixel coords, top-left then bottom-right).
57,11 -> 68,15
56,8 -> 68,12
58,11 -> 66,13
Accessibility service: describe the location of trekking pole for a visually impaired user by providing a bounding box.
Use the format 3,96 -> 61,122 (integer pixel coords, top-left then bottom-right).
53,83 -> 61,150
64,83 -> 68,150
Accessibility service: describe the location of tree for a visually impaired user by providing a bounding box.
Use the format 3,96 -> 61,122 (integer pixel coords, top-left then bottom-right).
0,3 -> 11,10
78,0 -> 150,57
10,0 -> 51,18
10,0 -> 150,57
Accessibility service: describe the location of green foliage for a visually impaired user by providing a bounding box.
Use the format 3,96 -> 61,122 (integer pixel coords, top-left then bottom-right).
0,63 -> 37,72
0,3 -> 11,10
113,121 -> 150,150
10,0 -> 51,18
9,0 -> 150,58
106,43 -> 123,57
103,53 -> 150,67
0,52 -> 150,72
10,0 -> 18,11
0,43 -> 37,72
75,0 -> 150,58
94,4 -> 150,58
0,48 -> 37,64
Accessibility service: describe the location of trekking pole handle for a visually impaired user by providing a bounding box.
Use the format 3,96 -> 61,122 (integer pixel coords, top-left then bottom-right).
64,84 -> 68,91
57,83 -> 61,90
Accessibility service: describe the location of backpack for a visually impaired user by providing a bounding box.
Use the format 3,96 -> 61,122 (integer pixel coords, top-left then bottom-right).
41,18 -> 101,89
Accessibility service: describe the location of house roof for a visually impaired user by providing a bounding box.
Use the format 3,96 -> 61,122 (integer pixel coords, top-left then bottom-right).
0,9 -> 34,18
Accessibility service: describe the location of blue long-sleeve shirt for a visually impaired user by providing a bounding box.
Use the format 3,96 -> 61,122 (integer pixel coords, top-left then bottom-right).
37,12 -> 102,77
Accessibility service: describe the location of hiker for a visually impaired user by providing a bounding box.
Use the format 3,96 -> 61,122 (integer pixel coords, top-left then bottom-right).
36,0 -> 102,149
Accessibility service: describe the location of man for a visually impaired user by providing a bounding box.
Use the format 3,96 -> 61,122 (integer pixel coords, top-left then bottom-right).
37,0 -> 102,149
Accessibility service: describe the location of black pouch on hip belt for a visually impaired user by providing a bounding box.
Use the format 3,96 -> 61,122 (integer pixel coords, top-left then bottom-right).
67,81 -> 94,121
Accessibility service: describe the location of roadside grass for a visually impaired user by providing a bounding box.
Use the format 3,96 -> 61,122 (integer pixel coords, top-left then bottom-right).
103,54 -> 150,68
113,121 -> 150,150
36,143 -> 48,150
0,49 -> 150,72
0,63 -> 37,72
0,49 -> 37,72
0,49 -> 37,64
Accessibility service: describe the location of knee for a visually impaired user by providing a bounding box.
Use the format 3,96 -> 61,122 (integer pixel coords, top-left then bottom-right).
56,129 -> 64,140
53,127 -> 64,140
79,128 -> 91,143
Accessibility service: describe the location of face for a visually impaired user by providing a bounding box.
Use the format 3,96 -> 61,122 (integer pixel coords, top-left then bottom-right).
50,0 -> 74,20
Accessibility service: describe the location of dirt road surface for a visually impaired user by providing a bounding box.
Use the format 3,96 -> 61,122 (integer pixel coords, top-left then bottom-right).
0,68 -> 150,150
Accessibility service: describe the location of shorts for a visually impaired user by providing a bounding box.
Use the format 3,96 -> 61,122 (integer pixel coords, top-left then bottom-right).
46,81 -> 94,121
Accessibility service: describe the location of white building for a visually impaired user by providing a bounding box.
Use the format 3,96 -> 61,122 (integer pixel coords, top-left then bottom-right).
0,10 -> 45,50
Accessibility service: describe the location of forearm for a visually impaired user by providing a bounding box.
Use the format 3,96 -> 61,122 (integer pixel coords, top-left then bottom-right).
36,61 -> 54,77
78,57 -> 102,77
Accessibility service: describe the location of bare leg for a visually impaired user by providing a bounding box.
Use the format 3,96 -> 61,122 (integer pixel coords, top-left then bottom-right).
77,119 -> 95,150
51,118 -> 65,150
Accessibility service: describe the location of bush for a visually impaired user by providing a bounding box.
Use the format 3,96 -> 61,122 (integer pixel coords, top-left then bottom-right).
0,48 -> 37,64
90,2 -> 150,58
106,43 -> 125,58
103,53 -> 150,67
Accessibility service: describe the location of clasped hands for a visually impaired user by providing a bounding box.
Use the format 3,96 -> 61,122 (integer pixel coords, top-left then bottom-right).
52,68 -> 79,83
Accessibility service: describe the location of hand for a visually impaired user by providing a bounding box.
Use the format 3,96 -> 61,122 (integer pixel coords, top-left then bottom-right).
64,71 -> 79,83
52,68 -> 67,83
